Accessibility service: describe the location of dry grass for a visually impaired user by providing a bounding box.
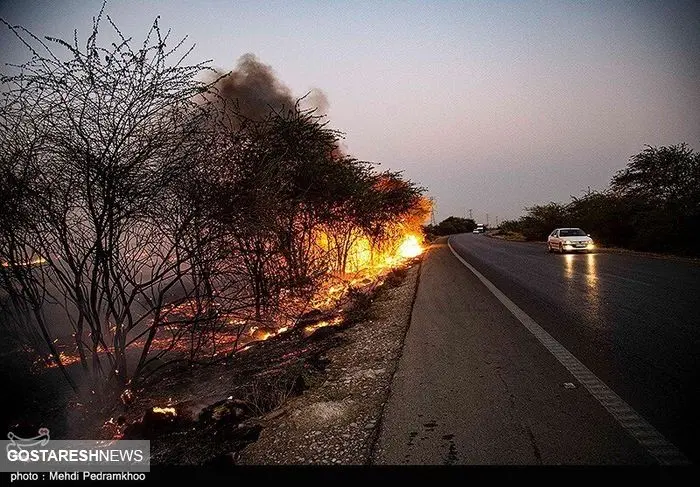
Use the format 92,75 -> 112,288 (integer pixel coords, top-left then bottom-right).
242,370 -> 305,417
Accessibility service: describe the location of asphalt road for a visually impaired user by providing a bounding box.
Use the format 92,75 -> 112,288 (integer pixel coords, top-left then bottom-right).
373,234 -> 699,464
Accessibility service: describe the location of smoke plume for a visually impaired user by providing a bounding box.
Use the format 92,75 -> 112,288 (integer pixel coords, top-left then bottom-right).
210,53 -> 327,121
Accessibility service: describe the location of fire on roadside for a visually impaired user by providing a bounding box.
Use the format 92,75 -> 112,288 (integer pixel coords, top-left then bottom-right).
151,406 -> 177,416
30,223 -> 427,370
302,316 -> 344,338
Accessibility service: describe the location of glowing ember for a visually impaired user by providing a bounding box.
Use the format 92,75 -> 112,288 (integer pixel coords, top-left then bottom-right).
40,351 -> 82,369
397,234 -> 423,258
255,331 -> 271,341
120,389 -> 134,405
303,316 -> 343,337
0,256 -> 47,267
29,209 -> 430,371
249,326 -> 276,342
152,406 -> 177,416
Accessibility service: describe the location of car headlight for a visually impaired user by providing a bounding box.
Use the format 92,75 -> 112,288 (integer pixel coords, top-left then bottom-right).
564,240 -> 572,245
587,241 -> 594,247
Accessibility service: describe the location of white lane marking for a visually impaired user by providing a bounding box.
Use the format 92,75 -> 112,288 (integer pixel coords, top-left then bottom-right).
447,238 -> 690,465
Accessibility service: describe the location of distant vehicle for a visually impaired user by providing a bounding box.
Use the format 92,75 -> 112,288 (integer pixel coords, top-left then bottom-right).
547,228 -> 594,253
473,224 -> 486,234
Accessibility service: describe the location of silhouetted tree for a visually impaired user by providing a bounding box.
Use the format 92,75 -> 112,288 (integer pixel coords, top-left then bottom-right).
0,4 -> 430,398
611,144 -> 700,253
426,217 -> 476,236
498,143 -> 700,254
0,7 -> 223,390
611,144 -> 699,208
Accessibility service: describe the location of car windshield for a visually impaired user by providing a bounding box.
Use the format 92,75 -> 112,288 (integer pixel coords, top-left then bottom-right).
559,228 -> 587,237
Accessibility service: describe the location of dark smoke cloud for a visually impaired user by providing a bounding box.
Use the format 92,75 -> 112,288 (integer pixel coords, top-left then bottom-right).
210,53 -> 327,121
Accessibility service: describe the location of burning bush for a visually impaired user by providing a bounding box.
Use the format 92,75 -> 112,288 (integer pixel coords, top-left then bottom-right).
0,6 -> 430,395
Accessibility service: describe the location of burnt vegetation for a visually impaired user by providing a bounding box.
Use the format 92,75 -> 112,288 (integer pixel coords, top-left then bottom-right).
0,4 -> 429,410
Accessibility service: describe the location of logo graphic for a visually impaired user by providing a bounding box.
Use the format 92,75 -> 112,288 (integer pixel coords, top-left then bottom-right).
6,428 -> 50,454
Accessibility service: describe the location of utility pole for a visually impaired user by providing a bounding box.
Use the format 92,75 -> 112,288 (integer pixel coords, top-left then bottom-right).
486,213 -> 489,226
468,208 -> 473,220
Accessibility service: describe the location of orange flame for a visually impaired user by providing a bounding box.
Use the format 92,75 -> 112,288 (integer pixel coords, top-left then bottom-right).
31,200 -> 430,370
303,316 -> 344,337
397,234 -> 423,258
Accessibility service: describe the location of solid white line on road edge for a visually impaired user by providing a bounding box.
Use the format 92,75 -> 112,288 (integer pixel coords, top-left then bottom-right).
447,238 -> 690,466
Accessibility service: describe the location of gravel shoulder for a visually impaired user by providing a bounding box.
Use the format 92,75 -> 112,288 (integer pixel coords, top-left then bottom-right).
238,262 -> 421,465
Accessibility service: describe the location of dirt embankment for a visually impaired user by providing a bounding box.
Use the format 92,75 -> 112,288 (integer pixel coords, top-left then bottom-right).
239,263 -> 420,465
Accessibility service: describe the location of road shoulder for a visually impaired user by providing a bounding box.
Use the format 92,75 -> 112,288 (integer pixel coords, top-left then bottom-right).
373,240 -> 655,465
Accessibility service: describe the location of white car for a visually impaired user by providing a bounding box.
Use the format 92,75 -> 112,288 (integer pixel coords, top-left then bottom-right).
547,228 -> 594,253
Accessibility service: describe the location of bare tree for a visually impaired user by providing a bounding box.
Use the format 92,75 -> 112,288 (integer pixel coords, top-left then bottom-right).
0,6 -> 225,391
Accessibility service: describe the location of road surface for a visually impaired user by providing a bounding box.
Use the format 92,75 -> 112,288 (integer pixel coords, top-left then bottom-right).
373,234 -> 699,464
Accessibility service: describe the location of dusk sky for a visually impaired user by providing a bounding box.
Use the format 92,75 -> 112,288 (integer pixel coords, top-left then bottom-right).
1,0 -> 698,223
